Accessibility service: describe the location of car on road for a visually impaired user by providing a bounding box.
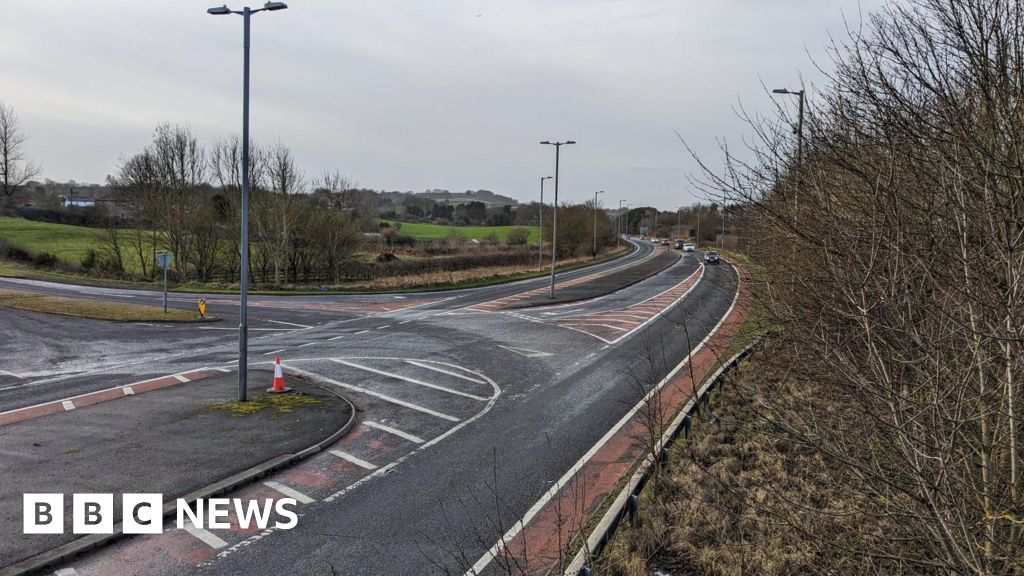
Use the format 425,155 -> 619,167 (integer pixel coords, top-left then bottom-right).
704,251 -> 720,264
660,239 -> 670,246
674,239 -> 685,249
682,243 -> 695,252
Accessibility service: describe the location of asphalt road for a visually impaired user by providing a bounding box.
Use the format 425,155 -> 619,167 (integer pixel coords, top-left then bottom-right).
0,239 -> 740,575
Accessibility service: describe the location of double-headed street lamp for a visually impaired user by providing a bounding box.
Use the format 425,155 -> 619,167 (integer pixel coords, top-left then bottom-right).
538,176 -> 552,269
593,190 -> 604,258
772,87 -> 805,215
540,140 -> 575,299
208,1 -> 288,402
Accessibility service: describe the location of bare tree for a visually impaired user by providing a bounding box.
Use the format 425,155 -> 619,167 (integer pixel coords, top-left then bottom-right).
0,102 -> 42,201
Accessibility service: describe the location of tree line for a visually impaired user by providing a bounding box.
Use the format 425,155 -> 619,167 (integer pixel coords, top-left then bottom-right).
692,0 -> 1024,572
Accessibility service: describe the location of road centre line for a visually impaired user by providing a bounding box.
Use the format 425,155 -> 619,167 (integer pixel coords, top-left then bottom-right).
377,325 -> 390,330
298,342 -> 317,348
264,349 -> 286,356
182,519 -> 228,549
404,360 -> 487,384
354,330 -> 369,335
283,365 -> 460,422
329,449 -> 378,470
330,359 -> 489,401
263,481 -> 315,504
363,420 -> 425,443
329,335 -> 345,341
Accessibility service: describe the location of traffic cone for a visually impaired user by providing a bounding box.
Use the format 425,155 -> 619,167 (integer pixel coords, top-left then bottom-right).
268,356 -> 291,393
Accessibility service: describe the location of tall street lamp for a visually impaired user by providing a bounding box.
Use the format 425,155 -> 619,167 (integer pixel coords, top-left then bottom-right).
772,87 -> 805,216
617,199 -> 626,246
592,190 -> 604,258
208,1 -> 289,402
538,176 -> 552,269
540,140 -> 575,298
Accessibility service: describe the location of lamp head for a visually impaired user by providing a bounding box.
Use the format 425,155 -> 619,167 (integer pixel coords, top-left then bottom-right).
207,5 -> 231,15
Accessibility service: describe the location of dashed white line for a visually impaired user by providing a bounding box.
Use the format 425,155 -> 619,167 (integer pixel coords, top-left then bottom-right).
174,374 -> 190,383
122,387 -> 135,396
329,449 -> 378,470
264,349 -> 286,356
404,360 -> 487,384
354,330 -> 369,335
364,420 -> 425,444
298,342 -> 317,348
284,366 -> 461,422
330,359 -> 489,401
398,320 -> 412,325
329,335 -> 345,341
61,400 -> 75,411
263,481 -> 315,504
182,519 -> 228,549
377,325 -> 390,330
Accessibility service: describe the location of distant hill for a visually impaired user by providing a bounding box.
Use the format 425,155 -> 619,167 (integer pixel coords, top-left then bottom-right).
409,189 -> 518,207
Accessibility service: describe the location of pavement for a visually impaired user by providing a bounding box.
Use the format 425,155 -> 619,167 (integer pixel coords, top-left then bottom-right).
0,238 -> 746,575
0,369 -> 352,569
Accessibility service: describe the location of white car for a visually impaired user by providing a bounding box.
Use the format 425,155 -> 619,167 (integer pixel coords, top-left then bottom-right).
682,243 -> 695,252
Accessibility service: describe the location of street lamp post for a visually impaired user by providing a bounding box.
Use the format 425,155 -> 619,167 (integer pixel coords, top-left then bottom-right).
593,190 -> 604,258
772,87 -> 805,215
617,199 -> 626,246
208,1 -> 288,402
540,140 -> 575,298
538,176 -> 552,270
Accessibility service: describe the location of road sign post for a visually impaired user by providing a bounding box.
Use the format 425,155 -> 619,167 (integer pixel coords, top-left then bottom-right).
156,252 -> 173,314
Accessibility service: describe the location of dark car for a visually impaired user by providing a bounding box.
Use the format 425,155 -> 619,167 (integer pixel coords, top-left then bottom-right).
704,251 -> 720,264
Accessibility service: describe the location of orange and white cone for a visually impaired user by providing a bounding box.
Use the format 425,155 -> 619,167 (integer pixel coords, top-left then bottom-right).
268,356 -> 291,393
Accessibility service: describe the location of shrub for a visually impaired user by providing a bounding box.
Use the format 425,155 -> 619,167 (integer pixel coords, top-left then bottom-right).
506,227 -> 530,246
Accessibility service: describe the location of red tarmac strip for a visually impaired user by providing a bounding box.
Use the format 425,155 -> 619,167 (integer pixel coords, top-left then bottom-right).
0,369 -> 211,427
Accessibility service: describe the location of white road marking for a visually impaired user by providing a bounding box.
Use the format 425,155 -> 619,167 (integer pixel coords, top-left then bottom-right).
263,481 -> 315,504
364,420 -> 424,444
329,449 -> 378,470
54,568 -> 78,576
0,369 -> 23,379
328,335 -> 345,341
263,349 -> 286,356
465,262 -> 738,576
404,360 -> 487,384
199,327 -> 295,331
284,366 -> 461,422
122,387 -> 135,396
213,367 -> 231,373
174,374 -> 190,383
330,359 -> 489,401
298,342 -> 317,348
182,519 -> 228,549
354,330 -> 369,335
377,325 -> 390,330
398,320 -> 411,325
496,345 -> 554,358
62,400 -> 75,411
560,322 -> 630,332
267,319 -> 313,329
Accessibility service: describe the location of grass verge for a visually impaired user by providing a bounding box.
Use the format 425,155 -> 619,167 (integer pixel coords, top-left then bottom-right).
0,289 -> 215,322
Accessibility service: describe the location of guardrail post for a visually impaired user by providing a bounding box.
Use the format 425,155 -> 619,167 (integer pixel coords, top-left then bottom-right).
579,567 -> 593,576
683,414 -> 692,438
626,494 -> 639,525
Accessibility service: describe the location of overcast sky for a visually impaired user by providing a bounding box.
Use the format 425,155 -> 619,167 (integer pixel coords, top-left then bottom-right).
0,0 -> 886,209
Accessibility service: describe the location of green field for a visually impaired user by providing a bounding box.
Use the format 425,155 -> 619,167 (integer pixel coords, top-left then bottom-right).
0,217 -> 106,263
385,221 -> 539,243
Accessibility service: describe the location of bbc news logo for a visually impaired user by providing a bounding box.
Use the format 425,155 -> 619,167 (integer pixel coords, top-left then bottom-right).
24,494 -> 298,534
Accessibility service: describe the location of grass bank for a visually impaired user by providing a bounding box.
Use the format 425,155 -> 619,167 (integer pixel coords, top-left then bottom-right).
0,289 -> 215,322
